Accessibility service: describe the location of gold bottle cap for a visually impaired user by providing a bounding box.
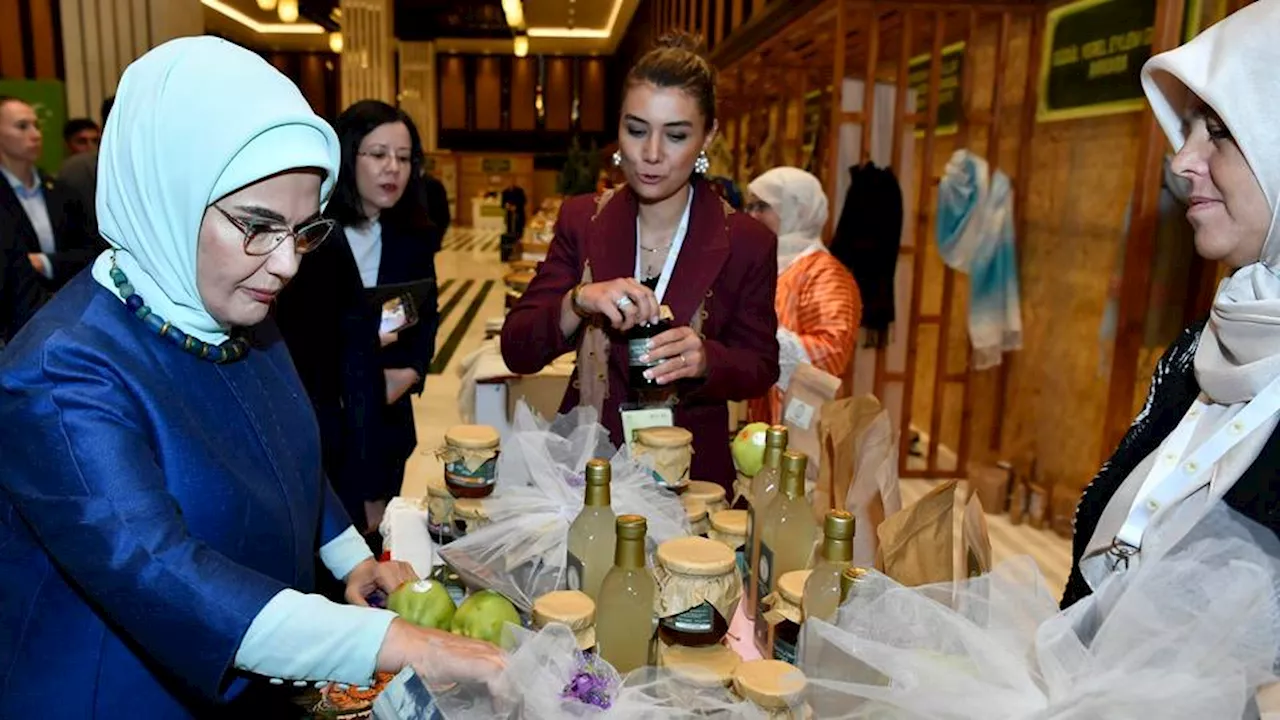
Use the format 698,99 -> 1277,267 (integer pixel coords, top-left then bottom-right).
764,425 -> 789,449
661,643 -> 742,688
634,426 -> 694,448
824,510 -> 855,541
732,659 -> 807,709
709,509 -> 748,537
781,450 -> 808,479
445,424 -> 501,449
777,569 -> 812,606
453,497 -> 488,520
585,458 -> 611,485
685,480 -> 727,507
840,567 -> 868,600
616,514 -> 648,541
657,536 -> 737,576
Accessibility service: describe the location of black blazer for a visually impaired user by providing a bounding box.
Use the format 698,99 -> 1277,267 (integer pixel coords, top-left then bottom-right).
0,174 -> 103,291
1062,319 -> 1280,609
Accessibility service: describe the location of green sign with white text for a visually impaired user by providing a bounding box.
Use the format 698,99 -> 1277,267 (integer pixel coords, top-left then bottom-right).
0,79 -> 68,174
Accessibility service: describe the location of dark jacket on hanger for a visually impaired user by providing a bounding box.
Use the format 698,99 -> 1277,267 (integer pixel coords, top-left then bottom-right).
1062,320 -> 1280,609
0,173 -> 103,292
831,162 -> 903,345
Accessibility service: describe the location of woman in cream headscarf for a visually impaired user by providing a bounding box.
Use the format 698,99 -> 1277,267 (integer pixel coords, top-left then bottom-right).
1066,0 -> 1280,612
0,37 -> 501,717
745,166 -> 861,423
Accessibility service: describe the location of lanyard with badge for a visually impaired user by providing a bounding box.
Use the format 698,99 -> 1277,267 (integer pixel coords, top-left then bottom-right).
1106,374 -> 1280,573
619,187 -> 695,444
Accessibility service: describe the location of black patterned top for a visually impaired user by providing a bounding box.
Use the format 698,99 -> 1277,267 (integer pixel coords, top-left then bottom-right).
1062,319 -> 1280,608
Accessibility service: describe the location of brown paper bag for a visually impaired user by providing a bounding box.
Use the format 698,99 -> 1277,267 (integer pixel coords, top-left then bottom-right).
878,480 -> 958,587
782,364 -> 844,475
813,395 -> 884,524
962,494 -> 993,578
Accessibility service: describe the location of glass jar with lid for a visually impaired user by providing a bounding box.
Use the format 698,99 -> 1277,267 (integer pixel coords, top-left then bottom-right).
533,590 -> 596,652
439,424 -> 501,498
708,509 -> 749,580
452,497 -> 489,537
425,476 -> 457,546
632,426 -> 693,492
685,480 -> 729,514
682,497 -> 710,537
766,569 -> 811,665
659,642 -> 742,689
732,659 -> 809,719
654,536 -> 742,647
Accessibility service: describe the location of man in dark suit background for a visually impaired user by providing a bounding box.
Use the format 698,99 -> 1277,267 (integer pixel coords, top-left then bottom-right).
0,96 -> 102,301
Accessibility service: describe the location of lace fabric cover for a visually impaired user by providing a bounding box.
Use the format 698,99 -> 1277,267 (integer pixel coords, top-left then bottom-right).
438,403 -> 690,612
798,502 -> 1280,719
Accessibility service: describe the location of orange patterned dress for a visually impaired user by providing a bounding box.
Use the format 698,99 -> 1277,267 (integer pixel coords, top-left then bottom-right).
749,250 -> 862,424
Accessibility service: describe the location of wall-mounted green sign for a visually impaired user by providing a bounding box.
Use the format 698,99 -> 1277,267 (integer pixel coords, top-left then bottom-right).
481,158 -> 512,174
1037,0 -> 1157,123
909,42 -> 965,136
0,79 -> 68,174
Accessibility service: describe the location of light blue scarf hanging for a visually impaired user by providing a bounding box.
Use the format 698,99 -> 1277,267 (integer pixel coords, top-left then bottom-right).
936,149 -> 1023,370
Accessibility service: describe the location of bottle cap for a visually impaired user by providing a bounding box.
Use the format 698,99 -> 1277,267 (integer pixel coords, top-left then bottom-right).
585,458 -> 611,485
764,425 -> 789,449
616,514 -> 648,541
824,510 -> 855,541
781,451 -> 808,482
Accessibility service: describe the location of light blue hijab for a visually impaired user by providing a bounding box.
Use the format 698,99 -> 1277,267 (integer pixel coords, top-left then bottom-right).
91,36 -> 340,344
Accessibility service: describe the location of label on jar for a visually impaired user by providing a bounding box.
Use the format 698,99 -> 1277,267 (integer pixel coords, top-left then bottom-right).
565,551 -> 585,592
427,520 -> 455,546
628,338 -> 659,369
661,602 -> 716,634
445,458 -> 497,488
773,634 -> 798,665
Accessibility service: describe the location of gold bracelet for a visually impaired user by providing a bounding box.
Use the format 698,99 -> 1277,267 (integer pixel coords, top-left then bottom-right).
570,284 -> 593,319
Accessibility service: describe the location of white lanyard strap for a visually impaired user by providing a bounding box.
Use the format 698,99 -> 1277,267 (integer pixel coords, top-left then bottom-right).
1114,374 -> 1280,553
634,185 -> 695,304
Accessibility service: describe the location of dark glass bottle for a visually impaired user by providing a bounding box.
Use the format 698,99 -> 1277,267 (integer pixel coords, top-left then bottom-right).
627,306 -> 674,391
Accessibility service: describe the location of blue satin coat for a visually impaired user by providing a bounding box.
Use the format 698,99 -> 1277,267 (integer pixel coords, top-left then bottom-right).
0,274 -> 352,718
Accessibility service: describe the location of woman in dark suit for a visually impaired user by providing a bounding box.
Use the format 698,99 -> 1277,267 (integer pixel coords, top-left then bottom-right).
501,33 -> 779,492
277,101 -> 439,538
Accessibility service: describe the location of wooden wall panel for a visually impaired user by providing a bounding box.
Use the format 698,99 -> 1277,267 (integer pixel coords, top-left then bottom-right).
510,57 -> 536,131
455,153 -> 535,227
545,57 -> 573,131
474,56 -> 503,130
0,0 -> 26,79
439,55 -> 468,130
0,0 -> 58,80
28,0 -> 57,78
579,57 -> 607,132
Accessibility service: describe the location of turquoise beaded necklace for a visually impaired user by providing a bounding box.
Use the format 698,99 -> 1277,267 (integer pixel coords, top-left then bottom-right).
108,254 -> 249,364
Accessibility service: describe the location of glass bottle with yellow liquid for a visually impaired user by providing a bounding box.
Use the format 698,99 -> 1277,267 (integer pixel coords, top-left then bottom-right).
596,515 -> 657,674
801,510 -> 856,623
745,425 -> 788,618
567,458 -> 616,601
754,451 -> 819,649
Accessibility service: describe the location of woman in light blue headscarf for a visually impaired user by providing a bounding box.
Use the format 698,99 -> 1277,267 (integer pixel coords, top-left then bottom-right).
0,37 -> 502,718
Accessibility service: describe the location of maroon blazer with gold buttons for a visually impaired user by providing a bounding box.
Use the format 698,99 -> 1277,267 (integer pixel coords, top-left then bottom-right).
501,178 -> 780,489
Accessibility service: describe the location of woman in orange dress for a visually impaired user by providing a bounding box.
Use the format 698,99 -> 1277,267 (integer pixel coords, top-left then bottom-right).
746,167 -> 861,423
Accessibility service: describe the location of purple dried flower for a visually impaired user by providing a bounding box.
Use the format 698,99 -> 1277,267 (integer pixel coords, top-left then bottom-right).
560,652 -> 617,710
563,471 -> 587,488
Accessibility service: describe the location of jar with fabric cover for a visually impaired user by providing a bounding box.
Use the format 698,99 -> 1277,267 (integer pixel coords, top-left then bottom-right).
425,476 -> 457,546
439,425 -> 501,498
708,510 -> 749,580
683,498 -> 711,537
654,536 -> 742,647
452,498 -> 489,537
533,590 -> 596,652
732,659 -> 810,719
685,480 -> 729,514
633,426 -> 693,492
763,570 -> 810,665
659,642 -> 742,689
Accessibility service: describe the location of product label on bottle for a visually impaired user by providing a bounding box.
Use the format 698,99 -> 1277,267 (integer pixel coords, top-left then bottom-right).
661,602 -> 715,634
735,547 -> 748,582
773,636 -> 798,665
628,338 -> 659,368
757,541 -> 776,606
565,551 -> 586,592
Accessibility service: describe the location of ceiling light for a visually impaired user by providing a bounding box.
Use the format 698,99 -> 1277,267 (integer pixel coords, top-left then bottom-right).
200,0 -> 323,33
502,0 -> 525,29
278,0 -> 298,23
514,35 -> 529,58
329,31 -> 343,53
256,0 -> 277,9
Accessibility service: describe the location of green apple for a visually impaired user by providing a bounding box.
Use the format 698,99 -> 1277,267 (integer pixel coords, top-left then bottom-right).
732,422 -> 771,477
387,579 -> 457,630
450,589 -> 522,646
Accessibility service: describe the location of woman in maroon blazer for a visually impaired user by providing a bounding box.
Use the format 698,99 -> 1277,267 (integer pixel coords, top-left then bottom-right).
501,33 -> 779,491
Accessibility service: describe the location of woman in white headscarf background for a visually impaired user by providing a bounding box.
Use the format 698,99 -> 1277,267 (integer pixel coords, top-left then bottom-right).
1065,0 -> 1280,620
745,166 -> 861,424
0,37 -> 501,719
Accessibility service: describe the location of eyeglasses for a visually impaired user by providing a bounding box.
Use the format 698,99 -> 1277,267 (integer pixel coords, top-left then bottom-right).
214,205 -> 336,256
358,148 -> 414,166
744,200 -> 771,214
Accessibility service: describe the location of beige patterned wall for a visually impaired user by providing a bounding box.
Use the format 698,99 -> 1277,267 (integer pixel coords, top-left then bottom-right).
398,41 -> 437,151
339,0 -> 395,108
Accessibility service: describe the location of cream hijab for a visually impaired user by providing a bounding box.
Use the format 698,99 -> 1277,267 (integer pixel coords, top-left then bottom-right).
1142,0 -> 1280,404
91,36 -> 340,345
749,167 -> 829,274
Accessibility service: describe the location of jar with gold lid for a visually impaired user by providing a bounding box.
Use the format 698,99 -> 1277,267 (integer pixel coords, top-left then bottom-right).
682,497 -> 710,537
765,569 -> 810,665
708,509 -> 748,580
439,425 -> 501,498
653,536 -> 742,647
685,480 -> 729,514
632,426 -> 693,492
425,476 -> 457,546
732,659 -> 809,719
532,590 -> 596,652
